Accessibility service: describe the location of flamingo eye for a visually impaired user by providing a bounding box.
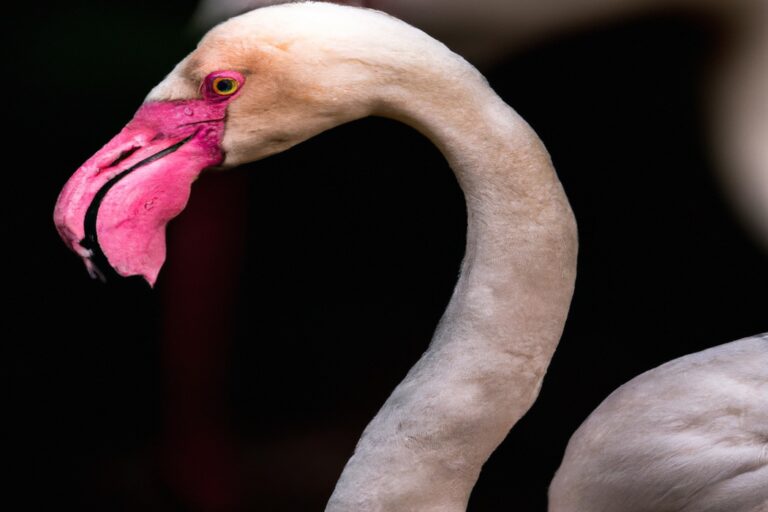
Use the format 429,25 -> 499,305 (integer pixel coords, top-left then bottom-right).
211,77 -> 239,96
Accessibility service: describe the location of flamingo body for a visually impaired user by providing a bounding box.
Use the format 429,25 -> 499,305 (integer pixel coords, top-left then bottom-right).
550,335 -> 768,512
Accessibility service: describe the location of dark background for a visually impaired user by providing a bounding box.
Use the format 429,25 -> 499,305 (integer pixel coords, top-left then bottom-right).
5,1 -> 767,511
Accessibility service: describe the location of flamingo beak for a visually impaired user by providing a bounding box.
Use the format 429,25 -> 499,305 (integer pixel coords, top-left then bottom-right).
54,100 -> 228,286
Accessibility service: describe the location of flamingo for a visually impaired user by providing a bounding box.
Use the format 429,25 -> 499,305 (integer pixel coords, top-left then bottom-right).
53,3 -> 767,510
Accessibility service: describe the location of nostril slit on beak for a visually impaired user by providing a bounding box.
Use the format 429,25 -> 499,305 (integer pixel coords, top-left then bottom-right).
107,146 -> 141,168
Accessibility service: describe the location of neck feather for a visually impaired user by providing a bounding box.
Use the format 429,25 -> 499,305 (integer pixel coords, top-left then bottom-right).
326,48 -> 578,511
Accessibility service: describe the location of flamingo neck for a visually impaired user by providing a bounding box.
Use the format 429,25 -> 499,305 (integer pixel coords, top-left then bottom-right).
326,57 -> 578,511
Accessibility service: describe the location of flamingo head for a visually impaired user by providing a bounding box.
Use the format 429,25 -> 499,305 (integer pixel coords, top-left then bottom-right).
54,2 -> 460,285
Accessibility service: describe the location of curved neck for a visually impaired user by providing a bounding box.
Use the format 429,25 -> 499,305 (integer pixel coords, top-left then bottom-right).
326,54 -> 578,511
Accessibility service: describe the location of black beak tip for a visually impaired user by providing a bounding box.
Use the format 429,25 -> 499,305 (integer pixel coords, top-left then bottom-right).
78,237 -> 117,283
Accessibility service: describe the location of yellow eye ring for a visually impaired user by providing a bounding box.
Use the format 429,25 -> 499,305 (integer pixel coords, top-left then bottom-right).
212,77 -> 239,96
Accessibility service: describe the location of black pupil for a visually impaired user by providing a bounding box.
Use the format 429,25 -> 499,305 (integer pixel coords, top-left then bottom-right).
216,79 -> 234,93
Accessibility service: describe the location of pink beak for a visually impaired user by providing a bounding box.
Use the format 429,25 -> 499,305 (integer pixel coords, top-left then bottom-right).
54,100 -> 228,286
